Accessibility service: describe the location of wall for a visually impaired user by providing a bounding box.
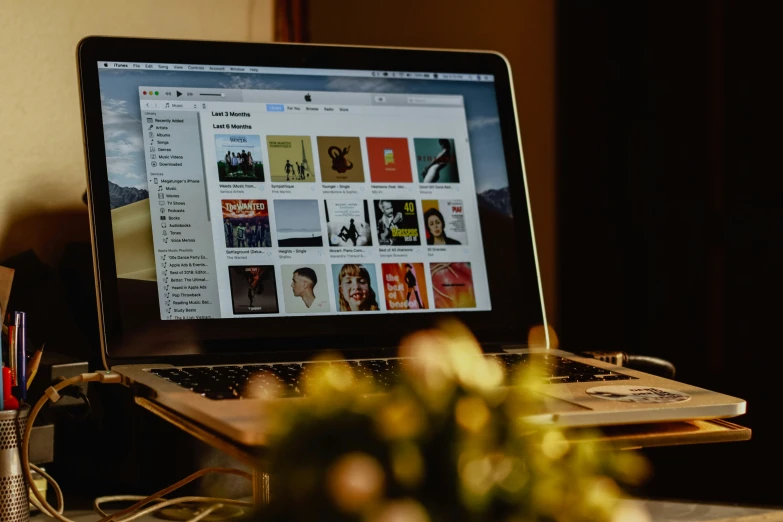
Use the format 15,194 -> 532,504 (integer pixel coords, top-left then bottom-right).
0,0 -> 273,264
307,0 -> 557,323
557,1 -> 783,506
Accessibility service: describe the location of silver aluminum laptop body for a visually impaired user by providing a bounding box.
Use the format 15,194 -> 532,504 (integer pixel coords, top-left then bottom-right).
113,351 -> 745,446
78,37 -> 745,447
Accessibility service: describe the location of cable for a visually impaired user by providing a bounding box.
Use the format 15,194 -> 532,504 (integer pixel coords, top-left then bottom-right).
29,491 -> 50,516
577,351 -> 677,379
187,503 -> 224,522
54,381 -> 92,423
626,355 -> 676,379
93,496 -> 167,518
22,373 -> 111,522
104,497 -> 250,522
94,496 -> 246,521
30,463 -> 64,517
21,371 -> 254,522
97,468 -> 252,522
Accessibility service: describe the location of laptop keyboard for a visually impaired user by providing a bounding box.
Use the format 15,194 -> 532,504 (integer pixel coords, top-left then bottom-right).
146,354 -> 636,401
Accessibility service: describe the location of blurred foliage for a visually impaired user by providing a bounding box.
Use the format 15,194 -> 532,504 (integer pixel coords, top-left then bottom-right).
259,321 -> 650,522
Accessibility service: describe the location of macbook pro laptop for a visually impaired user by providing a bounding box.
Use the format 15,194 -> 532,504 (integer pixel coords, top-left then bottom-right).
77,37 -> 745,446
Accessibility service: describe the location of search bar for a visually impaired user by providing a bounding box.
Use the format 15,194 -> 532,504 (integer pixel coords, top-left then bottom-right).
406,96 -> 462,106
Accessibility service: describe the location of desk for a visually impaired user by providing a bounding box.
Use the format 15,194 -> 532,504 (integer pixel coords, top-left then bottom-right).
30,500 -> 783,521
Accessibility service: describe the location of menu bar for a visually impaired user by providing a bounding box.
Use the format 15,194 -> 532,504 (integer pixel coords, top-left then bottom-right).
100,61 -> 495,82
138,87 -> 465,109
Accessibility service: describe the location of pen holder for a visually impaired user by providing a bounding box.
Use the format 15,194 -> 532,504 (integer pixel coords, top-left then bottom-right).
0,405 -> 30,522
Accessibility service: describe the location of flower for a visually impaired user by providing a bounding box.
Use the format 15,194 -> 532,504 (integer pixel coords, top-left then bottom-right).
260,321 -> 649,521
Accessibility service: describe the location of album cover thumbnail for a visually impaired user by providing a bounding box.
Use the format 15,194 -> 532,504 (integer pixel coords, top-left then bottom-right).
374,199 -> 421,246
332,263 -> 380,312
280,264 -> 331,314
366,137 -> 413,183
325,199 -> 372,247
421,199 -> 468,245
317,136 -> 365,182
382,262 -> 429,310
267,135 -> 316,182
414,138 -> 459,183
430,262 -> 476,309
215,134 -> 264,182
274,199 -> 324,247
228,265 -> 279,314
222,200 -> 272,249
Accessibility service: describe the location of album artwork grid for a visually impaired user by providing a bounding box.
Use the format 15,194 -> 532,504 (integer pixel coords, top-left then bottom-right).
215,134 -> 475,314
221,197 -> 475,315
218,133 -> 468,249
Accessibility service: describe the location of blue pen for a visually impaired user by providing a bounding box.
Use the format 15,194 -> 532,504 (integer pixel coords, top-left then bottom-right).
15,312 -> 26,403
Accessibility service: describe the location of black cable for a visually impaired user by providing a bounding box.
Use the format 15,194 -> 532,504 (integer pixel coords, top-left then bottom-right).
577,351 -> 677,379
52,380 -> 93,422
625,355 -> 676,379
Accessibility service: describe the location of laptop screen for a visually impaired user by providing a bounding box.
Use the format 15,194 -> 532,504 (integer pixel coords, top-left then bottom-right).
93,55 -> 544,357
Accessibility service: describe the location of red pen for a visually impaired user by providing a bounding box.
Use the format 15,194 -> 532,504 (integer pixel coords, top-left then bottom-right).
2,367 -> 18,410
7,325 -> 16,386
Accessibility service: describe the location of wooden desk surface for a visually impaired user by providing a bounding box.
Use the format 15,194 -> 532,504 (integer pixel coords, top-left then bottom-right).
30,500 -> 783,521
28,400 -> 759,521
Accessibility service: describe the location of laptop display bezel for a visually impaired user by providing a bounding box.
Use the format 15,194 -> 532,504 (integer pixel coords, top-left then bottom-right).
77,37 -> 547,367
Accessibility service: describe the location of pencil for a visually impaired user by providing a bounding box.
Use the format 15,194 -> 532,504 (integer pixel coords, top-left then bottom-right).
26,344 -> 44,390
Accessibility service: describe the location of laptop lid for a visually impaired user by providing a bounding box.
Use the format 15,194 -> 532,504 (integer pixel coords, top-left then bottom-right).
77,37 -> 547,366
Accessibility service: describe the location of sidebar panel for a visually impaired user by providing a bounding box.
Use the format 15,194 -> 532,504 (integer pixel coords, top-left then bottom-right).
142,110 -> 222,320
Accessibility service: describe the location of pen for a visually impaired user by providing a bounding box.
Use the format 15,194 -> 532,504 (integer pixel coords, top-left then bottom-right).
8,323 -> 16,386
2,367 -> 18,410
15,312 -> 26,403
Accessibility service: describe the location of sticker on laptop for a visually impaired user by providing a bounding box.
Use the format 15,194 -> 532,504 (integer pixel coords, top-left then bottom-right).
585,386 -> 691,404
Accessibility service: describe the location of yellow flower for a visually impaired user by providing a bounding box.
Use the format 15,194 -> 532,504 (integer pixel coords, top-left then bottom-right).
327,453 -> 386,514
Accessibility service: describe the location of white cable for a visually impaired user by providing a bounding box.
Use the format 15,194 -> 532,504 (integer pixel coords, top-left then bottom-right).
21,372 -> 252,522
94,495 -> 250,522
186,503 -> 223,522
96,470 -> 252,522
107,497 -> 251,522
93,496 -> 166,518
29,493 -> 49,515
29,463 -> 64,517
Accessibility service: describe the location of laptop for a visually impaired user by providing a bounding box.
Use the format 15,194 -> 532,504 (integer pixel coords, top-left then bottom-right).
77,36 -> 745,446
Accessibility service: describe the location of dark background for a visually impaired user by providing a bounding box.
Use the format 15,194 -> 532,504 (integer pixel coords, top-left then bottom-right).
557,0 -> 782,506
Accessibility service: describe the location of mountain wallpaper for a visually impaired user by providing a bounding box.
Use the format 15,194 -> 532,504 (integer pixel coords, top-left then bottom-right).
477,187 -> 512,216
108,181 -> 148,210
